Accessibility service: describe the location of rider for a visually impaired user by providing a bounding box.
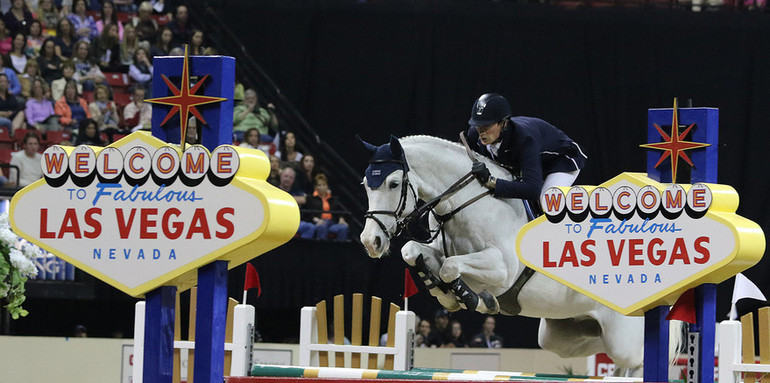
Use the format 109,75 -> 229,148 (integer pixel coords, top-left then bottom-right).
466,93 -> 587,206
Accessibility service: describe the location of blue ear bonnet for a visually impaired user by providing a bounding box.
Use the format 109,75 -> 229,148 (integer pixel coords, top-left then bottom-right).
363,138 -> 409,188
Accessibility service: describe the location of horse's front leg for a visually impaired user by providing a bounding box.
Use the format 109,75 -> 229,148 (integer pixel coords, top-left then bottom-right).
401,241 -> 461,312
439,247 -> 506,315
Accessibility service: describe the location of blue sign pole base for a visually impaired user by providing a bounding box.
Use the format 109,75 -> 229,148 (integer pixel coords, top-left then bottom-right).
193,260 -> 229,383
644,305 -> 670,382
143,285 -> 177,383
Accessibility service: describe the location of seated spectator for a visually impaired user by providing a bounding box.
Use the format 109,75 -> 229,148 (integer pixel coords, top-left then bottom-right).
3,0 -> 34,36
168,5 -> 193,48
267,154 -> 280,187
112,0 -> 136,13
25,20 -> 45,59
128,47 -> 153,92
0,54 -> 20,96
188,29 -> 205,56
123,86 -> 152,131
295,153 -> 318,195
0,73 -> 24,131
54,80 -> 91,129
54,18 -> 76,60
278,166 -> 306,206
303,173 -> 349,242
427,309 -> 451,347
36,0 -> 61,34
0,19 -> 11,56
95,1 -> 123,40
416,319 -> 432,348
120,23 -> 141,67
51,60 -> 82,101
9,33 -> 27,74
74,118 -> 104,146
150,27 -> 173,61
37,38 -> 63,84
72,40 -> 105,91
233,89 -> 278,140
239,127 -> 276,154
185,117 -> 199,145
92,23 -> 123,73
67,0 -> 98,42
275,131 -> 302,164
88,84 -> 119,133
133,1 -> 158,44
19,59 -> 41,99
442,320 -> 468,348
238,127 -> 259,149
7,132 -> 42,187
469,316 -> 503,348
25,78 -> 59,132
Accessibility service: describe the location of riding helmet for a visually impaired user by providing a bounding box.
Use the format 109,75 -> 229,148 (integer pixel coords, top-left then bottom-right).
468,93 -> 511,127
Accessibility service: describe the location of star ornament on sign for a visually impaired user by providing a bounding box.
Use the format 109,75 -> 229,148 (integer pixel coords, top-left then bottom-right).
640,98 -> 710,183
145,45 -> 226,149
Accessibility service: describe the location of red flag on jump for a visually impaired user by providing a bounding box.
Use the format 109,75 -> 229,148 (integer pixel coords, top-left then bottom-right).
666,288 -> 696,324
404,269 -> 418,299
244,263 -> 262,298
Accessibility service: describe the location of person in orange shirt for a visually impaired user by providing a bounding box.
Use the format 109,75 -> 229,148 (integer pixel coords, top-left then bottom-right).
304,173 -> 348,242
54,80 -> 91,129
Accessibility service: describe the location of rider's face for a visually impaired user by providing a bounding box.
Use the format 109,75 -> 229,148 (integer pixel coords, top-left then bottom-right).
476,122 -> 501,145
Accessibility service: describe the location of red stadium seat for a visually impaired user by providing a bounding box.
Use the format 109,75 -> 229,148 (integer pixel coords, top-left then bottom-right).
0,126 -> 14,149
105,72 -> 130,88
151,14 -> 170,26
43,131 -> 72,146
14,129 -> 43,146
0,147 -> 13,178
114,92 -> 132,107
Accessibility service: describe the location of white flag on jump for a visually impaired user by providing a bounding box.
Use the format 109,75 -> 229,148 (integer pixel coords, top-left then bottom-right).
728,273 -> 767,320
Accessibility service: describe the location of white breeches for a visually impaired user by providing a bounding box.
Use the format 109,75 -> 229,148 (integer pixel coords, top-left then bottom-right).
540,169 -> 581,197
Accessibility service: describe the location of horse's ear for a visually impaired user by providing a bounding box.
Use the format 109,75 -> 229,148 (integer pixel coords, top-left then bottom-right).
389,135 -> 403,158
356,135 -> 377,156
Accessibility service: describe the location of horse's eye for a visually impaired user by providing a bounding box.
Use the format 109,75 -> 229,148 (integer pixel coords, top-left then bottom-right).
388,181 -> 400,189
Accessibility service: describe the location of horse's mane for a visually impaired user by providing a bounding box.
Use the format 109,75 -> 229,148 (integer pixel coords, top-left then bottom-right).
399,135 -> 511,179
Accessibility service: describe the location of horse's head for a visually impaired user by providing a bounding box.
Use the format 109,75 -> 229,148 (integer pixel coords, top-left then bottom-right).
359,136 -> 417,258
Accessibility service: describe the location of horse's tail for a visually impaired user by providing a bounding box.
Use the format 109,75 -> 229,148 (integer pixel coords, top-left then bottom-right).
669,320 -> 687,366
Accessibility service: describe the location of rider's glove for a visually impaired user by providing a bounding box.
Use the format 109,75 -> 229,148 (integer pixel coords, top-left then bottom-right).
471,162 -> 495,190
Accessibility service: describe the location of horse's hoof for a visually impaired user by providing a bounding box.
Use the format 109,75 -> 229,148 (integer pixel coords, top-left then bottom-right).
478,291 -> 500,314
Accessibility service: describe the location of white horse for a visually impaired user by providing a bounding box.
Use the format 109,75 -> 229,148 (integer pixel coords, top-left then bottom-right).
359,135 -> 648,369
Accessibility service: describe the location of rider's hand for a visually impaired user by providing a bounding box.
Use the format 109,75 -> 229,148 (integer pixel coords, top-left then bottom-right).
472,162 -> 496,190
472,162 -> 490,183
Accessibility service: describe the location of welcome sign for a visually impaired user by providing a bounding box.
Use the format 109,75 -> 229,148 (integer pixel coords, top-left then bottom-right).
9,132 -> 299,297
516,172 -> 764,316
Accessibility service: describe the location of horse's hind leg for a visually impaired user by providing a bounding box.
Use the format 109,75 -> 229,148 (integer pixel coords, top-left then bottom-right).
595,308 -> 644,369
538,317 -> 606,358
401,241 -> 461,311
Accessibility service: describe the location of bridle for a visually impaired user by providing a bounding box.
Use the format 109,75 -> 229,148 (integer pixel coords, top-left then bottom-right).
363,151 -> 492,245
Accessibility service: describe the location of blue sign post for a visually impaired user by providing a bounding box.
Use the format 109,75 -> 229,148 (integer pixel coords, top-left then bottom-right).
644,102 -> 718,383
144,48 -> 236,383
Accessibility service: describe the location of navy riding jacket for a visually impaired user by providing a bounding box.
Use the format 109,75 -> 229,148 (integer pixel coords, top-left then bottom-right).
466,116 -> 586,201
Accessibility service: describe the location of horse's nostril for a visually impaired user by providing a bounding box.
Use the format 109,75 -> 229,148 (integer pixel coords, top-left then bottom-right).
374,236 -> 382,249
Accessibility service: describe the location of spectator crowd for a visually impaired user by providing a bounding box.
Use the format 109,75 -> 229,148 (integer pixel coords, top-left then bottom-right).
0,0 -> 351,242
